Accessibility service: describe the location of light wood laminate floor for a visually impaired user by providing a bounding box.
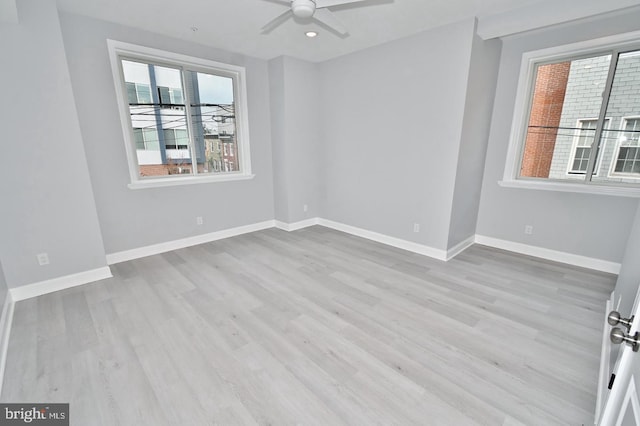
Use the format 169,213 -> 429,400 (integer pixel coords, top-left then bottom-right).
1,226 -> 615,425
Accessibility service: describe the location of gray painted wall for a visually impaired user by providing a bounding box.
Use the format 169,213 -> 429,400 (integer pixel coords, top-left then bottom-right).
448,32 -> 502,250
0,0 -> 108,288
269,56 -> 323,224
0,259 -> 7,312
269,58 -> 289,222
476,10 -> 640,263
59,12 -> 275,255
319,19 -> 476,251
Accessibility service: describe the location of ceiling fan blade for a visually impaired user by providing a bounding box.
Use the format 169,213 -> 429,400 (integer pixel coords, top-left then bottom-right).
313,8 -> 348,35
261,10 -> 294,33
315,0 -> 367,8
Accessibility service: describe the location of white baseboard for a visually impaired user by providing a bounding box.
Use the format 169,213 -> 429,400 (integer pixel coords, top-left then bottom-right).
106,220 -> 276,265
274,218 -> 320,232
318,218 -> 448,261
9,266 -> 114,302
446,235 -> 476,261
0,292 -> 14,398
474,235 -> 621,274
108,217 -> 451,265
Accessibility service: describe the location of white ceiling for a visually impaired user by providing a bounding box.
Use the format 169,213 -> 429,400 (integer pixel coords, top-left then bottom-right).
55,0 -> 640,62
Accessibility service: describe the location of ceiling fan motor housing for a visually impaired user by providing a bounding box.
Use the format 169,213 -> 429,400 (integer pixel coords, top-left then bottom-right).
291,0 -> 316,18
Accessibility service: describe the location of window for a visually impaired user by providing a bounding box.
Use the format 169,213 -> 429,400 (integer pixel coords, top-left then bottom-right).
612,117 -> 640,177
126,82 -> 152,104
108,41 -> 253,188
133,128 -> 159,151
158,86 -> 183,106
570,119 -> 598,174
568,119 -> 609,175
504,31 -> 640,196
163,129 -> 189,150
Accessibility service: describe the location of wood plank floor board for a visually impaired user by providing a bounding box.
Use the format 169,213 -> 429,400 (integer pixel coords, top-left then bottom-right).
460,271 -> 605,323
238,233 -> 604,420
70,349 -> 116,426
129,337 -> 211,425
205,306 -> 351,425
36,337 -> 72,403
289,314 -> 493,426
330,296 -> 569,425
313,285 -> 584,423
1,226 -> 615,425
82,279 -> 115,307
337,290 -> 574,400
336,323 -> 508,426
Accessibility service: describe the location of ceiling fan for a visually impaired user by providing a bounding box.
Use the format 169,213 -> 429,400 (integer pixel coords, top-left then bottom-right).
261,0 -> 369,36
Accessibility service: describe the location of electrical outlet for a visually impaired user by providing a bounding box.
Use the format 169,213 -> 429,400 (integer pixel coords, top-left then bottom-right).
413,223 -> 420,233
524,225 -> 533,235
37,253 -> 49,266
303,204 -> 308,212
196,216 -> 204,225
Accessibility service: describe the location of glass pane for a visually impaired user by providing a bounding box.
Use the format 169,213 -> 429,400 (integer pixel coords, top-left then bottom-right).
187,70 -> 238,174
136,84 -> 152,104
172,88 -> 183,105
592,50 -> 640,184
175,129 -> 189,149
121,59 -> 192,177
158,86 -> 171,105
133,128 -> 145,150
570,147 -> 590,173
143,129 -> 159,151
163,129 -> 176,148
126,82 -> 138,104
519,54 -> 611,180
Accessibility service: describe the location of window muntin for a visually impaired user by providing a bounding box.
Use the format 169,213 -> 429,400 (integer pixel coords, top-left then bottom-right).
108,41 -> 252,187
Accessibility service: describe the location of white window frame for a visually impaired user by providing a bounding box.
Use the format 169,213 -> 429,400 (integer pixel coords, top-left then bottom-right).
107,40 -> 254,189
566,118 -> 609,176
501,30 -> 640,198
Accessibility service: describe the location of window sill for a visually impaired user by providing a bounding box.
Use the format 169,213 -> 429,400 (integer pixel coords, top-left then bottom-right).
498,179 -> 640,198
128,173 -> 255,190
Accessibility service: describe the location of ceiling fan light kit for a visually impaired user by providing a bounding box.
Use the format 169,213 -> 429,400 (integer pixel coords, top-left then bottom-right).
292,0 -> 316,18
261,0 -> 370,36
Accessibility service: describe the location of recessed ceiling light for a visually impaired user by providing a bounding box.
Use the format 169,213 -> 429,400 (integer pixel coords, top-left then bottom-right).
305,31 -> 318,38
